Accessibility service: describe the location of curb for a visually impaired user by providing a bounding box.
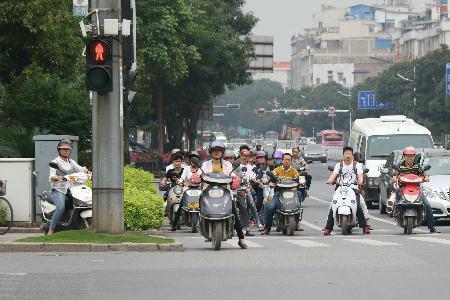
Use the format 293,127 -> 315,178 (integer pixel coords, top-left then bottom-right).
9,228 -> 42,234
0,242 -> 184,252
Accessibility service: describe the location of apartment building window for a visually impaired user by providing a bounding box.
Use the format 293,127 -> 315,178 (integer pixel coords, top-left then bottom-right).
327,71 -> 333,83
338,72 -> 344,82
354,72 -> 369,84
343,78 -> 347,85
316,78 -> 321,85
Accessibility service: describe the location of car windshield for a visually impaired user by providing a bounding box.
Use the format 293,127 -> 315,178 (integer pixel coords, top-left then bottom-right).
422,156 -> 450,175
304,144 -> 324,152
367,135 -> 433,159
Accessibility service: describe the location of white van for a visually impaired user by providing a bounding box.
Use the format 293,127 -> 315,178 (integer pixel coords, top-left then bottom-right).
349,115 -> 434,206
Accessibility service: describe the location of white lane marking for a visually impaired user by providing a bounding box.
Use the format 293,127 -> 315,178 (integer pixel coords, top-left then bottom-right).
409,236 -> 450,245
301,220 -> 325,232
0,273 -> 26,276
308,196 -> 329,205
225,239 -> 263,248
286,239 -> 330,248
344,239 -> 401,246
369,215 -> 428,233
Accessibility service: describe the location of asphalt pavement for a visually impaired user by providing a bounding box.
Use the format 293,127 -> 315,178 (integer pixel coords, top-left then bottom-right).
1,163 -> 450,300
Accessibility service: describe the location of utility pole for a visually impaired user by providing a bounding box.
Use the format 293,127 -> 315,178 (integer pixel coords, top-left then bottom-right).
90,0 -> 124,234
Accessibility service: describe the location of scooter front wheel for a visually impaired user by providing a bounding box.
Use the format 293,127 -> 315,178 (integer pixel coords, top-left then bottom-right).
340,215 -> 349,235
286,215 -> 296,236
406,216 -> 414,235
212,223 -> 223,250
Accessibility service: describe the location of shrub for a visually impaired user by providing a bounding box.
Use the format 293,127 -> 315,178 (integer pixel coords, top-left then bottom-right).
124,188 -> 164,230
0,207 -> 7,225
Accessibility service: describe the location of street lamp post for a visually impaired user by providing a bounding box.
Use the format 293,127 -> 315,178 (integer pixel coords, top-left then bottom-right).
397,65 -> 416,117
337,89 -> 352,131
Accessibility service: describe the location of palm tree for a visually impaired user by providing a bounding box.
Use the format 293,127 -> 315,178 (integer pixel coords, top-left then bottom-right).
0,126 -> 49,158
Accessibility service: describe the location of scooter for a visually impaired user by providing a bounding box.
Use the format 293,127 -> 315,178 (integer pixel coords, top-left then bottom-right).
235,167 -> 250,230
199,172 -> 235,250
391,165 -> 431,235
181,180 -> 201,233
327,165 -> 369,235
159,169 -> 184,229
39,162 -> 92,233
296,166 -> 308,203
267,171 -> 303,236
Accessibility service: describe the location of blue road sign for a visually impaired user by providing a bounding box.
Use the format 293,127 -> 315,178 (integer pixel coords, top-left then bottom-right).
446,63 -> 450,95
358,91 -> 393,110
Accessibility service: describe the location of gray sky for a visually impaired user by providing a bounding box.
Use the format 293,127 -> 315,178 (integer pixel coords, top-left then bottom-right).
244,0 -> 430,61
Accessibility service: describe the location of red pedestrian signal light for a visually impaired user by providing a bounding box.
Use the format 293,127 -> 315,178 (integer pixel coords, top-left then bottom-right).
86,37 -> 113,92
255,108 -> 266,117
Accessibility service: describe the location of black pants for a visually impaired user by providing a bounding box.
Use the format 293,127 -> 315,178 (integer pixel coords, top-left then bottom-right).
255,186 -> 264,213
305,174 -> 312,189
325,190 -> 366,230
172,193 -> 187,229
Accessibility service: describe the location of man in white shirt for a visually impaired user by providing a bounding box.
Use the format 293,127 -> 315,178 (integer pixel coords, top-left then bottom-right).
236,149 -> 262,234
323,146 -> 370,235
48,139 -> 90,235
165,149 -> 188,172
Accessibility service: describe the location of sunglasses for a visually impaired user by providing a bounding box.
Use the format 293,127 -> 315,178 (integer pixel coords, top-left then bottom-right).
224,157 -> 234,159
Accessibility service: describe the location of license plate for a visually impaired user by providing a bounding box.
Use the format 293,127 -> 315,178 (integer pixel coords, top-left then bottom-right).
299,176 -> 305,181
188,202 -> 199,209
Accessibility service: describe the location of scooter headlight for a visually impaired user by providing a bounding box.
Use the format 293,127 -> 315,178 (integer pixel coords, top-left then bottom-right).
282,191 -> 295,199
174,186 -> 183,195
208,189 -> 224,198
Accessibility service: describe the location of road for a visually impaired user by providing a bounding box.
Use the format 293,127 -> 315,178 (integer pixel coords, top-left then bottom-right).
1,163 -> 450,300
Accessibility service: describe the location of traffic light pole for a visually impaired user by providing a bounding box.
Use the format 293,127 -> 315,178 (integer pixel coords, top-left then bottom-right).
90,0 -> 124,234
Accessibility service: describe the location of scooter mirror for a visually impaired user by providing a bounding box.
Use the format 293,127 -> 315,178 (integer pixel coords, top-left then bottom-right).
190,157 -> 202,168
380,167 -> 389,174
327,166 -> 334,172
363,168 -> 370,174
241,167 -> 247,173
423,165 -> 432,172
49,162 -> 60,171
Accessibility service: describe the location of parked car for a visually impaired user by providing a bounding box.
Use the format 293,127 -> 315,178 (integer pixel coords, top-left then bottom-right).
129,142 -> 152,162
420,149 -> 450,220
302,144 -> 327,163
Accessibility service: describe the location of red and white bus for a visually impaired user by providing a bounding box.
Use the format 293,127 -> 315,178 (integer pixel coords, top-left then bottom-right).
317,130 -> 344,148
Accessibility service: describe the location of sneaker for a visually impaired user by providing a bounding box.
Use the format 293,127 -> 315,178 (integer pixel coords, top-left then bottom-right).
363,226 -> 370,234
430,228 -> 440,234
238,241 -> 248,249
245,231 -> 254,236
323,228 -> 332,236
168,227 -> 177,232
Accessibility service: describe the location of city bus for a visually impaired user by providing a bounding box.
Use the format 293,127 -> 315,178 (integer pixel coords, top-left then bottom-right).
316,130 -> 344,148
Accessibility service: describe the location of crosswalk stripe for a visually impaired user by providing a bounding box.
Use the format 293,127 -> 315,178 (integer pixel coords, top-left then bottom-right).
286,239 -> 330,248
409,236 -> 450,245
301,220 -> 324,232
225,239 -> 263,248
344,239 -> 401,246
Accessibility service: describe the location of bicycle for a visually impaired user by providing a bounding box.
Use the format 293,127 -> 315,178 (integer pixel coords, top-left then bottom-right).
0,179 -> 14,235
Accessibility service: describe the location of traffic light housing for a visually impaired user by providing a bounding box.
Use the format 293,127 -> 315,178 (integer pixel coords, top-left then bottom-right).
86,37 -> 113,92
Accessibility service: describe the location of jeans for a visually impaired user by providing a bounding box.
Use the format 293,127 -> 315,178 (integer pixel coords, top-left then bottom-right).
325,189 -> 366,230
49,189 -> 72,230
246,191 -> 260,227
255,186 -> 264,213
396,190 -> 435,229
264,191 -> 280,232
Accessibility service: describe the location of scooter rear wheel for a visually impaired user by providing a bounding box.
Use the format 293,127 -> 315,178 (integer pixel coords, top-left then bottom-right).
406,216 -> 414,235
212,223 -> 223,250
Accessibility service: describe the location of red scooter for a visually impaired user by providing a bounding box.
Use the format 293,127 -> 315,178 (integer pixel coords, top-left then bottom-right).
393,165 -> 431,235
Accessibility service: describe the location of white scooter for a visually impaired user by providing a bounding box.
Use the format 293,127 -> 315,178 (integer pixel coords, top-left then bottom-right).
39,162 -> 92,232
327,165 -> 369,235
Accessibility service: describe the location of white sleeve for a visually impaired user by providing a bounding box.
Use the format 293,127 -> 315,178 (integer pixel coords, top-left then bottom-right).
180,168 -> 188,181
332,163 -> 340,174
71,160 -> 86,173
356,163 -> 364,174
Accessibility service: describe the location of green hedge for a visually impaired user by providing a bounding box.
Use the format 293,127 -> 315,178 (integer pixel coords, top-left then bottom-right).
86,166 -> 164,230
123,166 -> 164,230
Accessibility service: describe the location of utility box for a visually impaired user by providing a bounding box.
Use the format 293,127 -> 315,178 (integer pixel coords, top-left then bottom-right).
33,135 -> 79,220
0,159 -> 35,223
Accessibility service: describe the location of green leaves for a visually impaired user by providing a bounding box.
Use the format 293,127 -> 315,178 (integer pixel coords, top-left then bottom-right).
0,125 -> 49,158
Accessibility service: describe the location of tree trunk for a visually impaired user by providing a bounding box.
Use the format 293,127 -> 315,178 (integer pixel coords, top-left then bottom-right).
157,81 -> 164,153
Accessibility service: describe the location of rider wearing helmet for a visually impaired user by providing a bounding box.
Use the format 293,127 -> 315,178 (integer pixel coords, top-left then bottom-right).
201,141 -> 247,249
393,147 -> 437,233
273,150 -> 284,167
170,152 -> 203,231
254,150 -> 269,215
48,139 -> 90,235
